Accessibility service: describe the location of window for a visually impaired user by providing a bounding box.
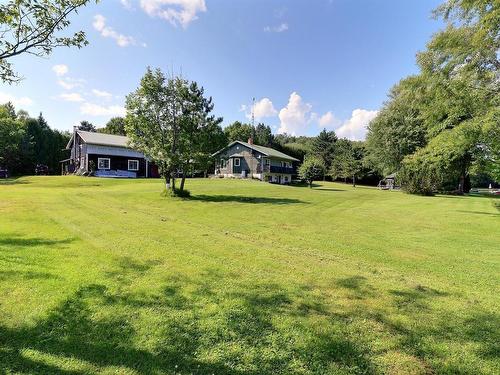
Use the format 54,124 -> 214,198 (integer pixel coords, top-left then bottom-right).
128,160 -> 139,171
98,158 -> 110,170
284,176 -> 289,182
265,159 -> 270,166
280,161 -> 285,167
220,159 -> 226,168
234,158 -> 240,166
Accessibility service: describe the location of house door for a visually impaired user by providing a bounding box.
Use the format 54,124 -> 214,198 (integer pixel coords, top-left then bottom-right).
277,175 -> 281,184
150,164 -> 160,178
232,158 -> 242,174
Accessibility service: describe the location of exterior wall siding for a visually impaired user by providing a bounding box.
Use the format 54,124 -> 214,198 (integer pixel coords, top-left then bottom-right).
88,154 -> 147,177
215,143 -> 264,177
214,142 -> 296,184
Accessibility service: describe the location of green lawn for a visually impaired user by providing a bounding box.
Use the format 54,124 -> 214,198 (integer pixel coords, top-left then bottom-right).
0,177 -> 498,374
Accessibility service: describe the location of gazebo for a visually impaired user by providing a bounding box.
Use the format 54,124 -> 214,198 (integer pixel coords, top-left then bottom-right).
378,173 -> 397,190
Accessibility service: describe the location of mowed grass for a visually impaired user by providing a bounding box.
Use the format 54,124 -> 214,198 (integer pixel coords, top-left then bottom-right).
0,176 -> 498,375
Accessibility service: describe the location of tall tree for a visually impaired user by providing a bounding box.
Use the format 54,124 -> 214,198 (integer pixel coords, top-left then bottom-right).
79,120 -> 96,132
98,117 -> 126,135
365,76 -> 428,175
254,123 -> 273,146
0,108 -> 24,172
176,80 -> 223,191
0,0 -> 95,83
298,157 -> 325,188
310,129 -> 337,179
330,139 -> 363,187
224,121 -> 253,143
365,0 -> 499,194
126,68 -> 173,190
126,68 -> 223,195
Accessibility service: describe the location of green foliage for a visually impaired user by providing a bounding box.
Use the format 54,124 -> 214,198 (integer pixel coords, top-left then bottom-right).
126,67 -> 224,195
365,0 -> 499,194
329,139 -> 363,186
224,121 -> 253,143
0,0 -> 96,83
0,104 -> 70,175
298,157 -> 325,187
365,76 -> 428,175
79,120 -> 96,132
98,117 -> 126,135
310,129 -> 337,172
0,114 -> 25,171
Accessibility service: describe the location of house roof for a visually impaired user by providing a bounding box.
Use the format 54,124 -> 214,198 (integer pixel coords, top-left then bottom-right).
67,130 -> 131,149
212,141 -> 300,162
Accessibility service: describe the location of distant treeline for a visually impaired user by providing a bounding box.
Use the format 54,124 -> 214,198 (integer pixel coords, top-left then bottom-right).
0,103 -> 70,175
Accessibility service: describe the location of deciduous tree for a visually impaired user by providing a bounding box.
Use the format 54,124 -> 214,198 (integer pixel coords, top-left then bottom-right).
298,157 -> 325,188
0,0 -> 96,83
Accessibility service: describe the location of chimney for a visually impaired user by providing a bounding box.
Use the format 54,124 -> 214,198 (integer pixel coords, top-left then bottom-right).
248,137 -> 254,145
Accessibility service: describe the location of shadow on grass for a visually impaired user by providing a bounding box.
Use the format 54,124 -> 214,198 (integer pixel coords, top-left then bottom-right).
289,182 -> 346,192
0,236 -> 75,249
0,270 -> 61,281
456,210 -> 500,217
0,178 -> 30,185
289,182 -> 322,188
314,187 -> 346,192
1,266 -> 498,374
0,276 -> 375,374
189,195 -> 306,204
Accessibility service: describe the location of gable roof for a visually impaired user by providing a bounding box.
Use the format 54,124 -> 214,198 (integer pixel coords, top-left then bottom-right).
212,141 -> 300,162
67,130 -> 131,149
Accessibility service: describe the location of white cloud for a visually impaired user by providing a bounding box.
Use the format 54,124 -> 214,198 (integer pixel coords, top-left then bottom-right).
335,109 -> 378,140
80,102 -> 126,117
140,0 -> 207,28
241,97 -> 277,121
318,111 -> 341,128
0,92 -> 33,106
52,64 -> 69,77
59,93 -> 85,102
278,92 -> 313,135
57,77 -> 85,90
93,14 -> 136,47
264,23 -> 288,33
92,89 -> 113,98
120,0 -> 133,10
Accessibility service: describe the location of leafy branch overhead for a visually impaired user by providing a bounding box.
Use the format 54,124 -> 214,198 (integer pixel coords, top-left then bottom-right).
0,0 -> 96,83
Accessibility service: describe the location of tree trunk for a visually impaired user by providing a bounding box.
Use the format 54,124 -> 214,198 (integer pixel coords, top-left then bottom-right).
164,170 -> 171,191
180,176 -> 186,192
309,180 -> 313,188
458,157 -> 470,194
352,175 -> 356,187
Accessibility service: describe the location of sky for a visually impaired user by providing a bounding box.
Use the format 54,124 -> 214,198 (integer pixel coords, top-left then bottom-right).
0,0 -> 443,139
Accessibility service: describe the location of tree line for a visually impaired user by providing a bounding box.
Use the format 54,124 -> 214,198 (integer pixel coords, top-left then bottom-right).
365,0 -> 499,194
0,103 -> 70,175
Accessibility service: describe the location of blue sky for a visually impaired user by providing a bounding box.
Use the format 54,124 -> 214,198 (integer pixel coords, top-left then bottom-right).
0,0 -> 443,138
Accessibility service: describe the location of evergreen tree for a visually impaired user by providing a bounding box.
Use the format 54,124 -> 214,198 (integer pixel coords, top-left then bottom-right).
310,129 -> 337,178
79,121 -> 96,132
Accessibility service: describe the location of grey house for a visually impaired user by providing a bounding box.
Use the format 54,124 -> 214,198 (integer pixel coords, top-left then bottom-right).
212,139 -> 300,184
